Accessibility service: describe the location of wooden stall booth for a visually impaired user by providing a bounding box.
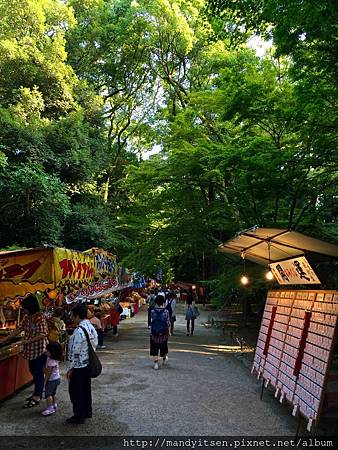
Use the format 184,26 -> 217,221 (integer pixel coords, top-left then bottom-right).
0,246 -> 119,402
0,247 -> 56,401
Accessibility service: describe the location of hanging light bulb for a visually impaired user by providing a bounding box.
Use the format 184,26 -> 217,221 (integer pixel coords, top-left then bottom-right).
240,275 -> 249,285
265,270 -> 274,281
265,243 -> 274,281
240,251 -> 249,285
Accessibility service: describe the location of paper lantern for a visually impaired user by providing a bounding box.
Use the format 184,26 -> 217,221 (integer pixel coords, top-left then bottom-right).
47,290 -> 57,300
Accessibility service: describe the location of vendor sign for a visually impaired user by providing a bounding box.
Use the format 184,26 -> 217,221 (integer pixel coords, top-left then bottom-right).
54,248 -> 96,287
0,248 -> 54,301
65,276 -> 119,303
93,250 -> 118,277
270,256 -> 320,285
0,246 -> 121,303
0,248 -> 53,286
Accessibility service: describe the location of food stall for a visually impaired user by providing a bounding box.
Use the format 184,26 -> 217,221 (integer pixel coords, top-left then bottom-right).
64,267 -> 146,328
0,246 -> 118,401
119,289 -> 146,319
0,247 -> 56,400
218,227 -> 338,432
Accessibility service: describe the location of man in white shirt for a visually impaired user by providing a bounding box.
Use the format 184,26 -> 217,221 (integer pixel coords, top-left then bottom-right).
66,303 -> 98,424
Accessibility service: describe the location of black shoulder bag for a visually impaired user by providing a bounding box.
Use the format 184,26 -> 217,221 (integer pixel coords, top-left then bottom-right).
79,326 -> 102,378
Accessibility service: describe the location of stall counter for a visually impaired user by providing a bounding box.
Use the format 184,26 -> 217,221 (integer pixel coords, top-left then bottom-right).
0,344 -> 32,402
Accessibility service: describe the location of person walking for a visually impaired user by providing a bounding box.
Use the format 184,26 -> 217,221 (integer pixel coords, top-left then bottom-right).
186,302 -> 199,336
66,303 -> 98,424
167,292 -> 177,335
150,295 -> 170,370
147,289 -> 156,329
3,294 -> 48,408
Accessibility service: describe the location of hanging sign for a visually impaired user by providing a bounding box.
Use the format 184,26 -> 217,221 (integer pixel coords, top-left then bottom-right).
65,277 -> 119,303
270,256 -> 320,285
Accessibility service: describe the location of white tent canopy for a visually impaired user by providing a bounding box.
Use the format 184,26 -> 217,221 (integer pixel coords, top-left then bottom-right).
218,227 -> 338,266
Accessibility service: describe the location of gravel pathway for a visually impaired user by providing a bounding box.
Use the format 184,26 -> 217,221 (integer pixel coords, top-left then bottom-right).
0,305 -> 298,437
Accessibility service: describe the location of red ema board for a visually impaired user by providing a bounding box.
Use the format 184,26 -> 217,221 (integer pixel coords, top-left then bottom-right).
252,290 -> 338,432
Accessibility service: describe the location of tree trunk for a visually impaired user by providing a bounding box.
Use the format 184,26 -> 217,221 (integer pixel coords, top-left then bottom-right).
103,177 -> 110,204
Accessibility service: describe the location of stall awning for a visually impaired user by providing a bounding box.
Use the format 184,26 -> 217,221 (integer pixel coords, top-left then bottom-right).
218,227 -> 338,266
0,246 -> 118,302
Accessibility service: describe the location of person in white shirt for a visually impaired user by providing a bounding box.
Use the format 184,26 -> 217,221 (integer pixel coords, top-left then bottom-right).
66,303 -> 98,424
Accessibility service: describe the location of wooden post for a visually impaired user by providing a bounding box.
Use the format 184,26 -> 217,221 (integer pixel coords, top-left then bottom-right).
260,378 -> 265,400
295,414 -> 302,438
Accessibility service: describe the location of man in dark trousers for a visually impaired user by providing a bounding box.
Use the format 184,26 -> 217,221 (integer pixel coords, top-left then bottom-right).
66,304 -> 98,424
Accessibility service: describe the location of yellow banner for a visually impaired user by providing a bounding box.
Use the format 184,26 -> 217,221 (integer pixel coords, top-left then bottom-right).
0,248 -> 53,286
53,248 -> 96,287
0,248 -> 54,301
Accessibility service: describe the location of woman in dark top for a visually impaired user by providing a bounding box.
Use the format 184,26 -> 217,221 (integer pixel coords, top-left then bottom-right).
187,288 -> 194,305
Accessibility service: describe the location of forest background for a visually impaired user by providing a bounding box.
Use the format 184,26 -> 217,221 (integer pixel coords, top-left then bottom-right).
0,0 -> 337,304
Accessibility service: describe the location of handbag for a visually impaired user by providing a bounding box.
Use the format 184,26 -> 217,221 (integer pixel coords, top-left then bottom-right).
192,306 -> 200,319
79,326 -> 102,378
185,307 -> 194,320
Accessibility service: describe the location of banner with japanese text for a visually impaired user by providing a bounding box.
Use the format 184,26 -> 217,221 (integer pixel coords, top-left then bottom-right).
53,248 -> 96,287
65,277 -> 119,303
91,249 -> 118,278
270,256 -> 321,285
0,247 -> 121,302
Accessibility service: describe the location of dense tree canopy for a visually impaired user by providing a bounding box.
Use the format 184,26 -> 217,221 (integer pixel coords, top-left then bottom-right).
0,0 -> 337,301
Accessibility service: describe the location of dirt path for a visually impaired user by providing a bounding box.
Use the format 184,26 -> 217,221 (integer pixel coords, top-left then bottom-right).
0,305 -> 298,437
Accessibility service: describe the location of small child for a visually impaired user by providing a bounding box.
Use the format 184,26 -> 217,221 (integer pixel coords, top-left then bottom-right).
42,342 -> 62,416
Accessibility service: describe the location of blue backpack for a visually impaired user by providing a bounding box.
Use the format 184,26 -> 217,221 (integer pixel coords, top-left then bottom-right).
151,308 -> 168,336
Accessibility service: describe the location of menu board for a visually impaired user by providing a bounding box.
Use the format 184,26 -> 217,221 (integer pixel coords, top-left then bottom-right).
252,290 -> 338,431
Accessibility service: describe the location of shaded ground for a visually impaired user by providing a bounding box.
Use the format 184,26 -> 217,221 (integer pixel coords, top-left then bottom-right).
0,304 -> 328,439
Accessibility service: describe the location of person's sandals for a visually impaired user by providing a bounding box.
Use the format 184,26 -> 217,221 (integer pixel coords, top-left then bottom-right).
24,398 -> 40,408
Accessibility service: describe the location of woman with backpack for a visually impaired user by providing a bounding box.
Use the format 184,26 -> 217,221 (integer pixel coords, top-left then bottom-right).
150,295 -> 170,370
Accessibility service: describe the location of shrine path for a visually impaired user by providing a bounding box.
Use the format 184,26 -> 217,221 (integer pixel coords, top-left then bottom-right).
0,305 -> 300,438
